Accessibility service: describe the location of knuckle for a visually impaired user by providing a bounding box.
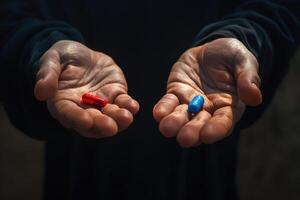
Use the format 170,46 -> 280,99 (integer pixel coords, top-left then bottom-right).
96,52 -> 116,66
50,41 -> 92,65
40,49 -> 59,64
179,49 -> 198,65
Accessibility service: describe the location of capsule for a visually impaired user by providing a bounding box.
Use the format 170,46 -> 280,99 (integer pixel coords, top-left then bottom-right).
188,95 -> 204,113
81,93 -> 108,108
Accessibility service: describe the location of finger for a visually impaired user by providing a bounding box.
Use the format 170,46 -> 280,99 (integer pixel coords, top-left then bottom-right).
34,50 -> 62,101
235,56 -> 262,106
53,100 -> 93,133
101,104 -> 134,131
85,108 -> 118,138
159,104 -> 189,138
199,106 -> 235,144
176,110 -> 211,148
167,83 -> 197,104
153,93 -> 180,122
114,94 -> 140,114
97,83 -> 128,103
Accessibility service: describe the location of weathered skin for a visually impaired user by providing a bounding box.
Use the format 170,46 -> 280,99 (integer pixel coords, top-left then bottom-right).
153,38 -> 262,147
34,40 -> 139,138
34,38 -> 262,147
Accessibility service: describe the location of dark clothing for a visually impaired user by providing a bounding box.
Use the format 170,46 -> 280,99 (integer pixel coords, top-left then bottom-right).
0,0 -> 299,200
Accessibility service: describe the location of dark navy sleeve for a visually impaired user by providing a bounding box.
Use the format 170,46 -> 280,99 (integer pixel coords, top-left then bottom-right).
193,0 -> 300,129
0,0 -> 84,139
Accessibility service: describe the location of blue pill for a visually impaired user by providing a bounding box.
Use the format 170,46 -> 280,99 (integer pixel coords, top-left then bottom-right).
188,96 -> 204,113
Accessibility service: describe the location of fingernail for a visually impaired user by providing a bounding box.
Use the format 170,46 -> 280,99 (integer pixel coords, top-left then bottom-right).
251,82 -> 259,89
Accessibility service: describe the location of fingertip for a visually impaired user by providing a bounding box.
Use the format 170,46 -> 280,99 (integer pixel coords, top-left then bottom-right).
236,68 -> 263,107
116,108 -> 134,131
113,94 -> 140,114
99,116 -> 119,137
238,80 -> 263,107
200,117 -> 233,144
159,117 -> 178,138
84,108 -> 119,138
74,112 -> 94,131
130,99 -> 140,114
34,75 -> 57,101
153,105 -> 169,122
177,125 -> 199,148
34,79 -> 45,101
58,107 -> 94,137
153,94 -> 179,122
250,83 -> 263,105
92,114 -> 119,138
199,123 -> 219,144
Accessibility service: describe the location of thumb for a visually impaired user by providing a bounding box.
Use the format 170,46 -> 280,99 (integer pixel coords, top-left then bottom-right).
34,50 -> 62,101
235,56 -> 263,107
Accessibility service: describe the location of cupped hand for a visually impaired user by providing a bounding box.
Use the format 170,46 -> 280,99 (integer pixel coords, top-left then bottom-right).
34,40 -> 139,138
153,38 -> 262,147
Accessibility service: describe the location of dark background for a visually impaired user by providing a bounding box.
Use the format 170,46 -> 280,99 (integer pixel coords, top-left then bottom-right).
0,49 -> 299,200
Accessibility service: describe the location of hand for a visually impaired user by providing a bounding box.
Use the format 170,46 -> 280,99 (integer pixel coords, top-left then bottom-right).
153,38 -> 262,147
34,40 -> 139,138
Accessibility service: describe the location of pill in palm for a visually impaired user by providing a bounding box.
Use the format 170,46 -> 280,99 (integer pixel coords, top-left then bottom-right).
188,95 -> 204,113
81,93 -> 108,108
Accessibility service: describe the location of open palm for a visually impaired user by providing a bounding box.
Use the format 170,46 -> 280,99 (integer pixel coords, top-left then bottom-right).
153,38 -> 262,147
34,40 -> 139,138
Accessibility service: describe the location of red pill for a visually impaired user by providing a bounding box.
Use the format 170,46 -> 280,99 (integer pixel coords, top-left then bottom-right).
81,93 -> 108,108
